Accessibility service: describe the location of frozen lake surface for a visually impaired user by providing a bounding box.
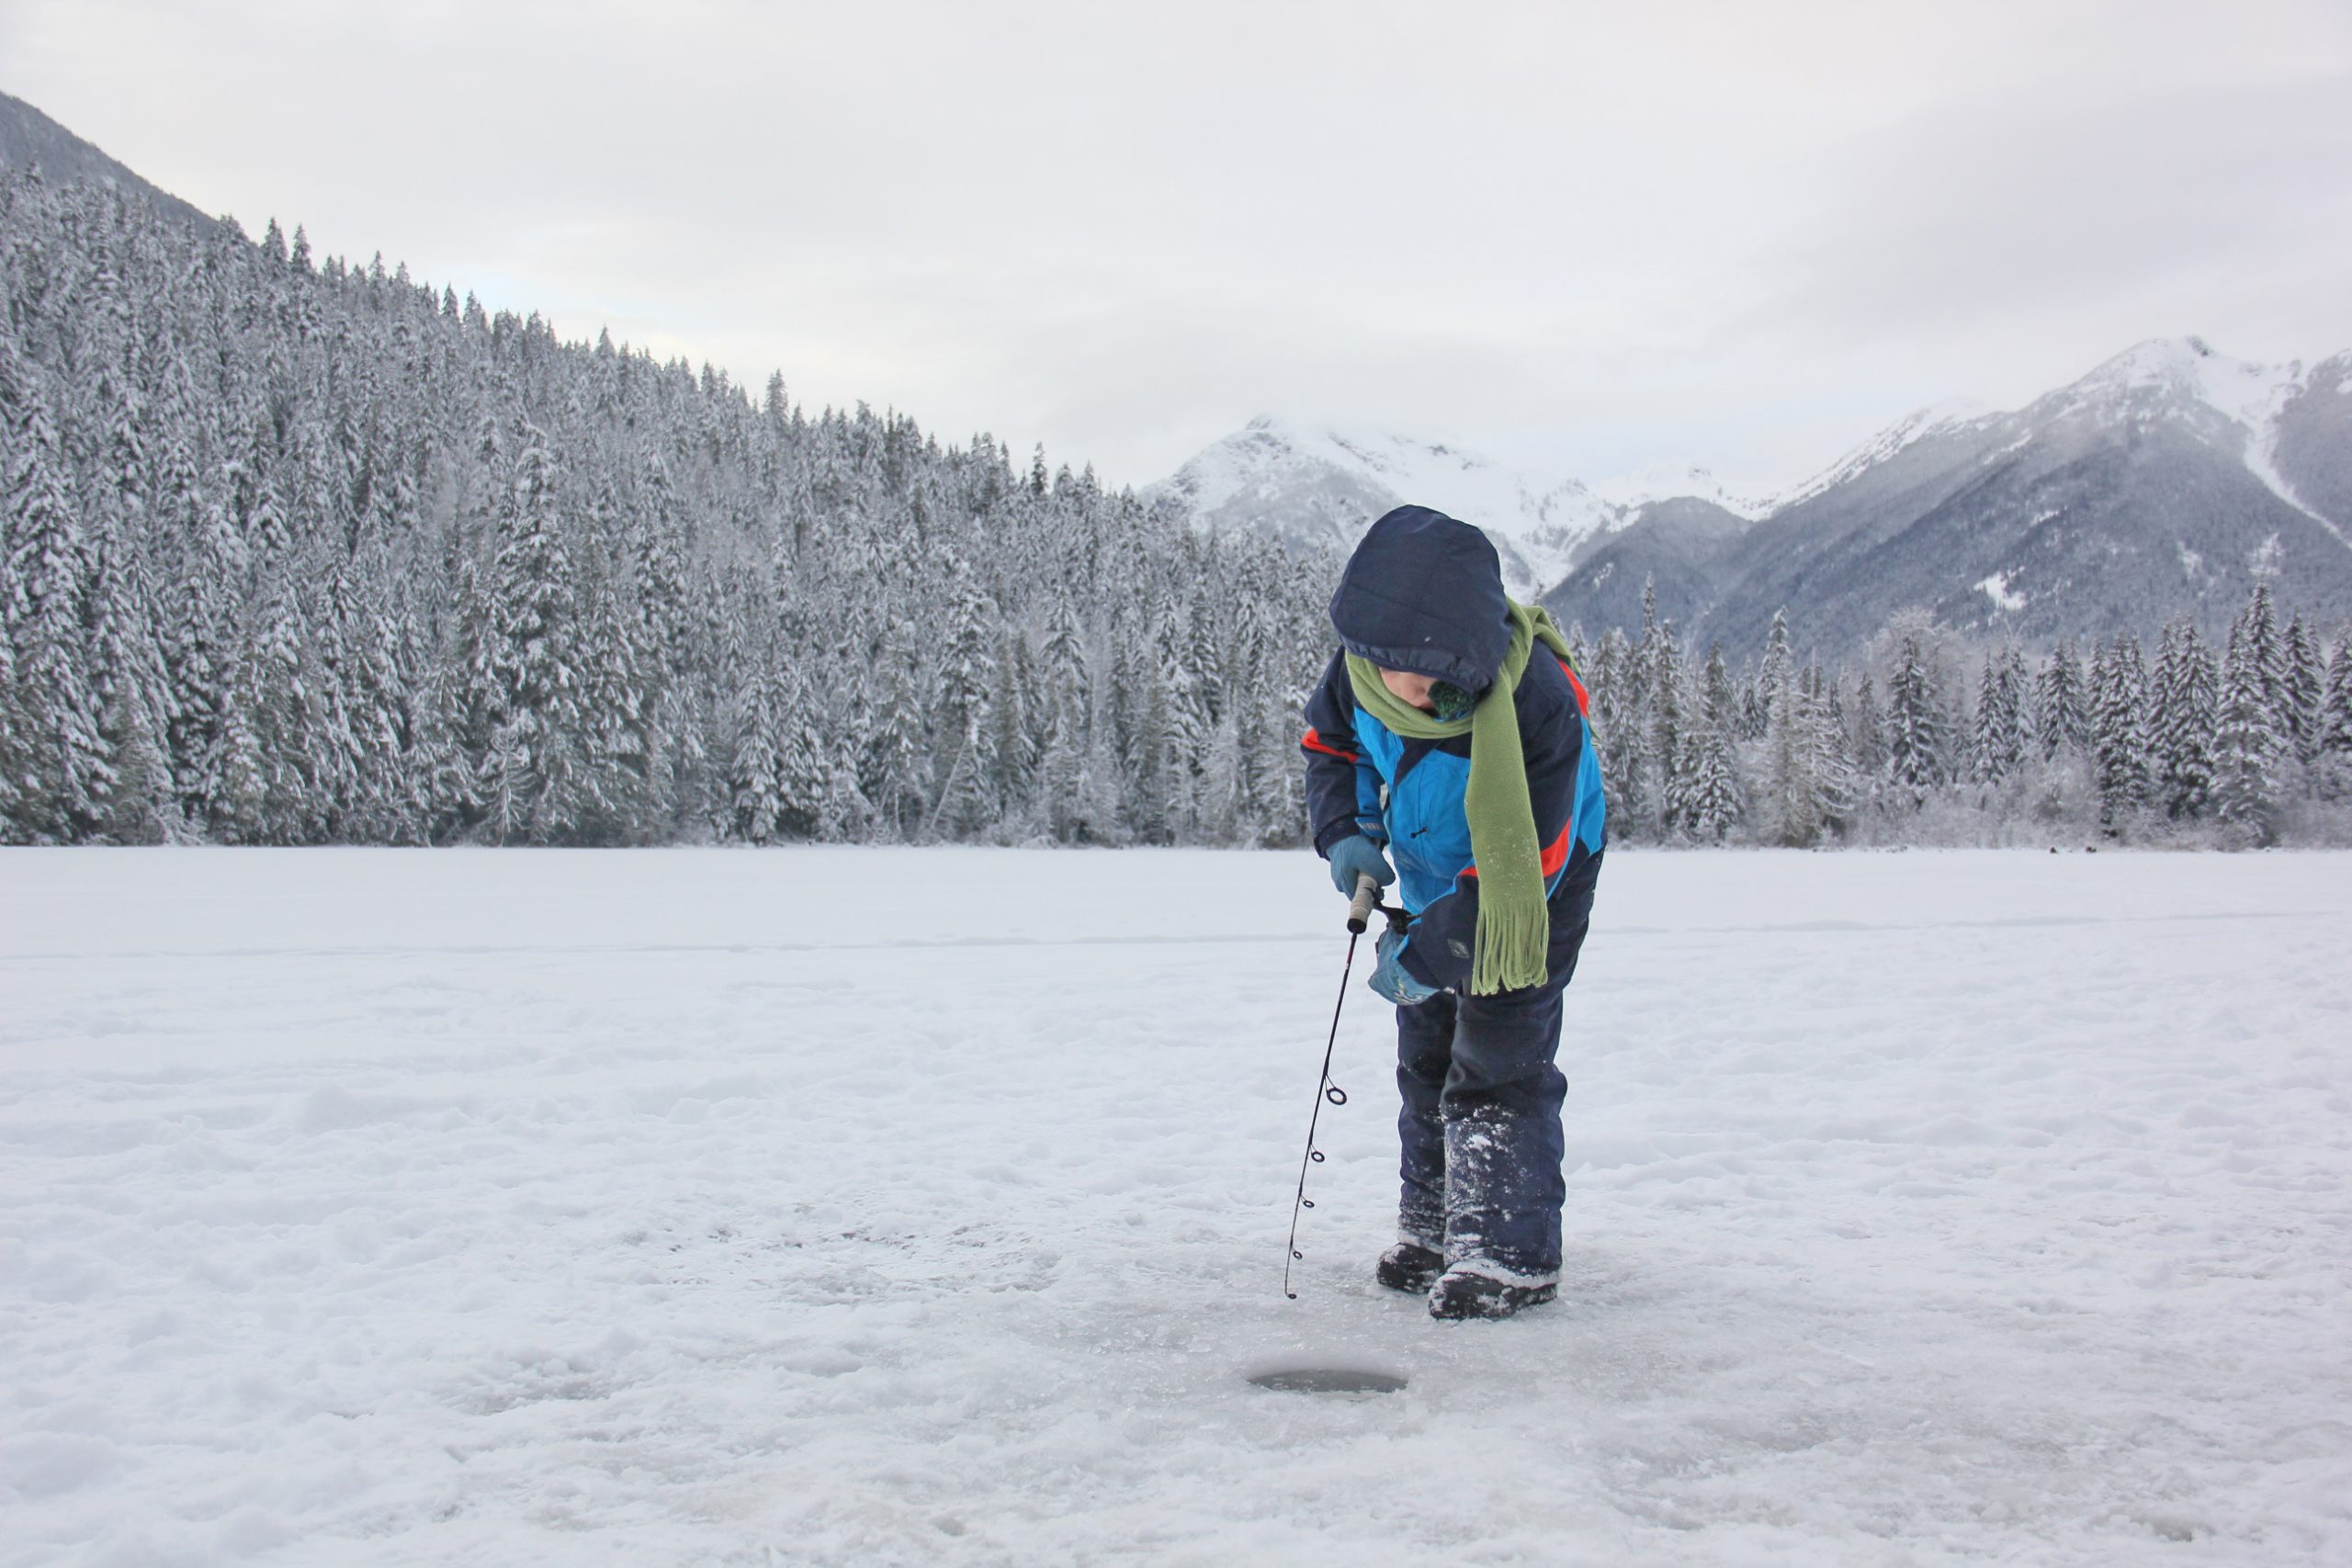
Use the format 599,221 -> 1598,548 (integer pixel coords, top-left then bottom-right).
4,847 -> 2348,1566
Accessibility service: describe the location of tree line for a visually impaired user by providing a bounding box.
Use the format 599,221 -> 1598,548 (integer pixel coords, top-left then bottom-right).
1569,581 -> 2352,849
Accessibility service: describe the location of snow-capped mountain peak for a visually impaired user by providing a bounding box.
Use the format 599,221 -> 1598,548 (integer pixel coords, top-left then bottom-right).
2058,335 -> 2301,427
2044,336 -> 2329,531
1144,416 -> 1615,598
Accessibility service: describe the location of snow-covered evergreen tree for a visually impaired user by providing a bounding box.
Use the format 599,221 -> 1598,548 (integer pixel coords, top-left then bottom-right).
773,661 -> 838,841
1753,610 -> 1792,735
162,462 -> 240,825
2212,618 -> 2284,847
1885,631 -> 1952,806
2280,614 -> 2324,768
1676,644 -> 1741,841
1645,607 -> 1685,839
1802,665 -> 1859,839
1736,657 -> 1768,743
931,565 -> 1000,840
991,626 -> 1040,830
861,617 -> 927,840
477,427 -> 586,842
1589,628 -> 1644,834
2035,641 -> 2089,761
1758,653 -> 1847,847
1971,645 -> 2029,786
2089,633 -> 2150,837
1848,673 -> 1887,791
2150,620 -> 2217,821
2316,633 -> 2352,800
4,357 -> 110,840
728,664 -> 784,844
2241,581 -> 2285,711
2321,633 -> 2352,764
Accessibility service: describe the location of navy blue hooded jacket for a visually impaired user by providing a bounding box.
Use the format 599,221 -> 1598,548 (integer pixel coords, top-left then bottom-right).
1302,507 -> 1606,992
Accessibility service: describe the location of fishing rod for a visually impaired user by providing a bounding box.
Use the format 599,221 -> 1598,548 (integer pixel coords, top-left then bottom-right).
1283,873 -> 1410,1300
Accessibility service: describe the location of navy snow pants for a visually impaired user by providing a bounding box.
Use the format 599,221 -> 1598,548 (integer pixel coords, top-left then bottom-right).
1394,867 -> 1598,1279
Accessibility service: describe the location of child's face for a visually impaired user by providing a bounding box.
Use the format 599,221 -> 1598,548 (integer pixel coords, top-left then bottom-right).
1376,667 -> 1438,713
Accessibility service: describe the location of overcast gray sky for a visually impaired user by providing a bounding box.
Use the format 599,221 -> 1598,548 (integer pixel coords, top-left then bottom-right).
6,0 -> 2351,493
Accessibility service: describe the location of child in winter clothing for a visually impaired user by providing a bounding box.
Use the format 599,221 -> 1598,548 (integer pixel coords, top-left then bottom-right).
1301,506 -> 1606,1319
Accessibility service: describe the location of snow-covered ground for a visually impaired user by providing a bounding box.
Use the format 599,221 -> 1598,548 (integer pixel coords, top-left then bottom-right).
4,848 -> 2347,1567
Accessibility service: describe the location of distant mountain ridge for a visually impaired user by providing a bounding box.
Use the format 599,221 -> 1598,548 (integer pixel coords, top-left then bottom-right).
0,90 -> 216,232
1653,336 -> 2352,656
1151,337 -> 2352,657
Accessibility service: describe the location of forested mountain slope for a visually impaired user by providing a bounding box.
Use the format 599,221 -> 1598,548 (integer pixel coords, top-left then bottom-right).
0,166 -> 1335,847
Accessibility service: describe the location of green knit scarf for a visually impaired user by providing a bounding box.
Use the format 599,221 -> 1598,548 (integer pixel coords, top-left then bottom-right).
1345,600 -> 1572,995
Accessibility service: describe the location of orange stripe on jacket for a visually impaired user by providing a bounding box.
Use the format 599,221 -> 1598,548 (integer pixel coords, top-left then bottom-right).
1459,817 -> 1574,881
1300,727 -> 1358,762
1557,658 -> 1591,717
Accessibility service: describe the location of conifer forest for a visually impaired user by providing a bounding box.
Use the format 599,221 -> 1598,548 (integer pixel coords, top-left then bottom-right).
5,169 -> 2350,851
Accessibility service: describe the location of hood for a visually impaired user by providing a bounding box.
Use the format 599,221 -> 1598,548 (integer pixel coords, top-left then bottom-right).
1328,505 -> 1512,693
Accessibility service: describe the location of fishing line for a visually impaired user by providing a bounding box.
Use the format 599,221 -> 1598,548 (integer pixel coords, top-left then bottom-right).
1283,875 -> 1405,1299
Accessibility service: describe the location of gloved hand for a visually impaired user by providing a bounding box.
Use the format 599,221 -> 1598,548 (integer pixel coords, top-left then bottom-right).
1327,834 -> 1395,897
1368,926 -> 1440,1006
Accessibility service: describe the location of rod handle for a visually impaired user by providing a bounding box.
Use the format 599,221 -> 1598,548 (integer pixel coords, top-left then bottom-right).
1346,873 -> 1380,933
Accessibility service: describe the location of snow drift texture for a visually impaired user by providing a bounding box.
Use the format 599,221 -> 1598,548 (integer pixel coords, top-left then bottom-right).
3,847 -> 2348,1564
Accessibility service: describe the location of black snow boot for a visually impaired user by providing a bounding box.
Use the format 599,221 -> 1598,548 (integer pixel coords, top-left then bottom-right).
1427,1262 -> 1557,1320
1374,1240 -> 1444,1294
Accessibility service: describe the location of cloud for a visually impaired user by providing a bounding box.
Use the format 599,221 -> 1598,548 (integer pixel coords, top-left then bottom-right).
8,0 -> 2352,489
1736,70 -> 2352,362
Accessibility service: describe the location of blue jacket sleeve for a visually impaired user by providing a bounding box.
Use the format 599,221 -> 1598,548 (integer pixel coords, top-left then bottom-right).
1400,658 -> 1586,992
1301,649 -> 1385,856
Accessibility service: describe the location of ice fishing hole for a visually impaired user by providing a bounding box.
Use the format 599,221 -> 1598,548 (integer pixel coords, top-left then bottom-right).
1246,1367 -> 1408,1395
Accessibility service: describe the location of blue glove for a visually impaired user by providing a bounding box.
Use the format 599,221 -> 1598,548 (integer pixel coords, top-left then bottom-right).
1368,927 -> 1440,1006
1327,834 -> 1395,897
